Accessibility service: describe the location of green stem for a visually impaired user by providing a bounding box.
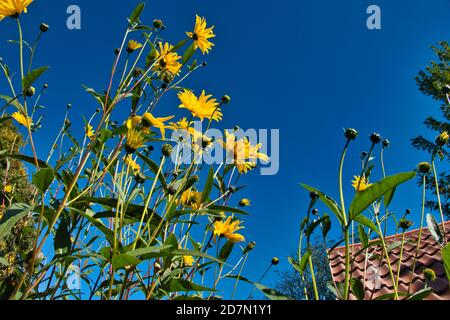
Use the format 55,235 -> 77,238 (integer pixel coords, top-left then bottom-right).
338,139 -> 351,299
375,214 -> 399,299
431,158 -> 447,243
408,176 -> 426,294
308,255 -> 319,300
395,232 -> 406,290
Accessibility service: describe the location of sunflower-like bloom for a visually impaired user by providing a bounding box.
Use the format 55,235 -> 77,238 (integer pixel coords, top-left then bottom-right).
85,124 -> 95,139
213,216 -> 245,243
178,89 -> 222,122
221,131 -> 269,174
127,40 -> 143,53
170,117 -> 192,132
186,15 -> 215,54
352,175 -> 371,192
179,188 -> 203,210
141,113 -> 174,139
3,185 -> 13,193
12,111 -> 32,129
183,255 -> 195,267
125,129 -> 146,154
0,0 -> 33,21
124,155 -> 140,172
153,42 -> 182,76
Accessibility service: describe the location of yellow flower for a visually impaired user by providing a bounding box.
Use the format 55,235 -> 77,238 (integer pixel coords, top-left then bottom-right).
179,188 -> 203,210
170,117 -> 192,131
12,111 -> 32,129
127,40 -> 143,53
126,116 -> 142,129
124,155 -> 140,172
3,185 -> 12,193
0,0 -> 33,21
85,124 -> 95,139
141,113 -> 174,140
153,42 -> 182,76
186,15 -> 215,54
178,89 -> 222,122
183,255 -> 195,267
125,129 -> 146,154
221,131 -> 269,174
213,216 -> 245,243
352,175 -> 371,192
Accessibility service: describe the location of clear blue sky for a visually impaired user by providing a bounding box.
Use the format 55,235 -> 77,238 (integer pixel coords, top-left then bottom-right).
1,0 -> 450,298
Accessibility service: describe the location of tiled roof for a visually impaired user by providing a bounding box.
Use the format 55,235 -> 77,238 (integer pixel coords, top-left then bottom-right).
328,221 -> 450,300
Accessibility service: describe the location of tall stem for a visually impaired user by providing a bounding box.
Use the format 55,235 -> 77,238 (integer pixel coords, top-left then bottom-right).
431,158 -> 447,243
408,176 -> 427,293
338,139 -> 351,299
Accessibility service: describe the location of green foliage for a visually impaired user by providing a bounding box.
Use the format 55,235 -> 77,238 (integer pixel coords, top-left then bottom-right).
413,41 -> 450,218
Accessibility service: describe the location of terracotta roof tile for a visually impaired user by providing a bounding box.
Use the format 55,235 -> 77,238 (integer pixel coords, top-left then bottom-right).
328,221 -> 450,300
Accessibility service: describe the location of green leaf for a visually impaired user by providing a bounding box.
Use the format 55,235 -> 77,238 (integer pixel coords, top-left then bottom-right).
0,154 -> 49,169
207,205 -> 248,215
354,214 -> 380,236
201,167 -> 214,203
299,250 -> 311,274
349,172 -> 416,220
442,243 -> 450,282
218,240 -> 234,261
254,283 -> 294,300
358,224 -> 369,247
136,152 -> 168,192
32,167 -> 54,193
350,278 -> 365,300
112,254 -> 141,270
54,217 -> 71,256
182,43 -> 196,65
165,279 -> 216,293
427,213 -> 444,247
384,187 -> 396,208
322,214 -> 331,238
128,2 -> 145,26
0,203 -> 32,241
407,288 -> 433,300
300,184 -> 344,225
22,66 -> 49,90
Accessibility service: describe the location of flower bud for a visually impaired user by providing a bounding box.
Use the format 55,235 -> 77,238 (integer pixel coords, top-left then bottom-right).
228,186 -> 237,193
312,208 -> 319,216
423,268 -> 437,282
436,131 -> 449,147
40,23 -> 49,33
134,172 -> 146,184
243,241 -> 256,254
370,133 -> 382,144
418,162 -> 431,174
398,218 -> 413,231
310,191 -> 319,200
153,19 -> 164,29
271,257 -> 280,265
133,68 -> 143,77
221,95 -> 231,104
344,128 -> 358,140
382,139 -> 390,148
162,144 -> 173,157
25,86 -> 36,97
114,48 -> 120,55
239,198 -> 251,207
43,83 -> 49,89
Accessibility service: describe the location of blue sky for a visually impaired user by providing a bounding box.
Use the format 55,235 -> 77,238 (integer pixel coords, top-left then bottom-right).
1,0 -> 450,298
